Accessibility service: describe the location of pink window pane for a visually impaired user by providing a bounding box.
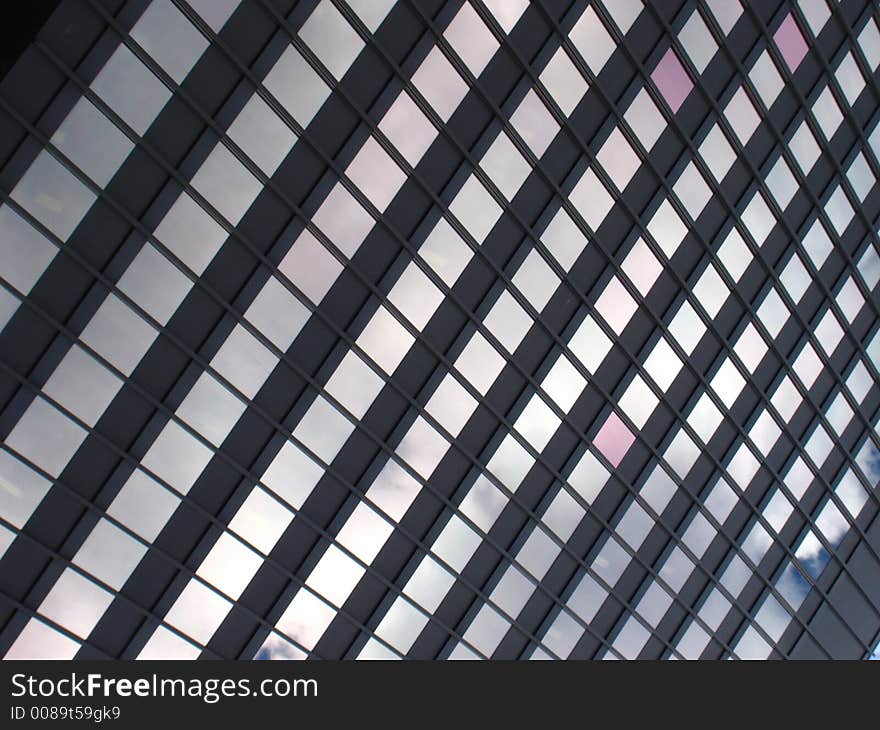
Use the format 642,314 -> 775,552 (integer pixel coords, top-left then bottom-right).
651,48 -> 693,113
593,412 -> 635,468
774,14 -> 808,72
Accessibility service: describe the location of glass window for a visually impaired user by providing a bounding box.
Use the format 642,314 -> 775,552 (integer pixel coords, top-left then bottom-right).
593,412 -> 635,467
197,532 -> 263,600
346,0 -> 395,32
595,275 -> 637,335
324,350 -> 384,419
567,449 -> 609,503
263,45 -> 331,128
107,469 -> 180,542
741,191 -> 775,244
449,174 -> 502,243
175,372 -> 246,446
514,393 -> 561,452
488,433 -> 534,490
857,243 -> 880,290
673,161 -> 711,219
335,501 -> 393,564
141,420 -> 213,494
357,305 -> 414,375
482,0 -> 527,33
73,518 -> 146,591
717,226 -> 752,281
378,91 -> 436,167
411,47 -> 468,123
592,535 -> 631,585
299,0 -> 363,80
419,218 -> 472,286
749,409 -> 781,456
10,151 -> 96,242
245,274 -> 310,351
38,568 -> 112,639
757,287 -> 789,337
443,2 -> 498,77
705,0 -> 741,34
845,360 -> 872,402
229,487 -> 293,555
227,93 -> 297,177
6,397 -> 86,478
278,230 -> 342,305
779,252 -> 811,302
836,468 -> 868,518
51,97 -> 133,188
811,85 -> 842,140
659,545 -> 695,592
431,515 -> 481,572
667,300 -> 705,355
774,13 -> 809,72
480,131 -> 530,200
483,290 -> 533,352
824,184 -> 854,235
455,331 -> 506,395
682,511 -> 715,557
801,217 -> 833,268
211,324 -> 278,399
345,136 -> 406,212
0,205 -> 57,294
618,373 -> 658,428
569,168 -> 614,230
512,249 -> 560,312
188,0 -> 240,32
792,341 -> 823,388
459,474 -> 507,532
388,260 -> 444,329
846,151 -> 874,202
679,10 -> 716,73
724,86 -> 760,145
118,245 -> 191,325
292,395 -> 354,464
835,51 -> 865,106
261,440 -> 324,510
0,449 -> 51,528
190,144 -> 261,226
597,127 -> 640,190
704,477 -> 738,523
765,156 -> 798,208
42,344 -> 122,427
425,372 -> 478,437
692,262 -> 729,318
647,198 -> 688,258
621,237 -> 662,296
6,618 -> 81,659
540,47 -> 588,116
789,119 -> 820,173
275,587 -> 335,650
131,0 -> 208,84
541,207 -> 588,272
734,322 -> 767,372
569,6 -> 616,75
798,0 -> 829,36
699,123 -> 736,182
603,0 -> 642,34
163,579 -> 232,645
154,192 -> 227,276
643,336 -> 682,390
510,89 -> 559,158
710,357 -> 745,408
858,17 -> 880,70
824,391 -> 853,436
543,488 -> 585,541
748,50 -> 784,108
727,442 -> 759,491
90,45 -> 171,136
651,48 -> 693,113
687,391 -> 723,443
836,275 -> 864,323
771,374 -> 801,421
568,313 -> 613,373
311,182 -> 374,257
624,88 -> 665,151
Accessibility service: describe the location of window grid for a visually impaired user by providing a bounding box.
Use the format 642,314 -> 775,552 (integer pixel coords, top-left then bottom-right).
0,0 -> 877,660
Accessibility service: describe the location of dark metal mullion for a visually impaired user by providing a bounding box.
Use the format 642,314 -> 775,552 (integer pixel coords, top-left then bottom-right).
0,437 -> 331,661
18,38 -> 643,666
511,0 -> 880,647
405,0 -> 859,657
251,0 -> 788,656
0,488 -> 236,661
328,0 -> 834,658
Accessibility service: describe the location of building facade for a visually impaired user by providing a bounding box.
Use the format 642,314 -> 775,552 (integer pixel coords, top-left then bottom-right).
1,0 -> 880,660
